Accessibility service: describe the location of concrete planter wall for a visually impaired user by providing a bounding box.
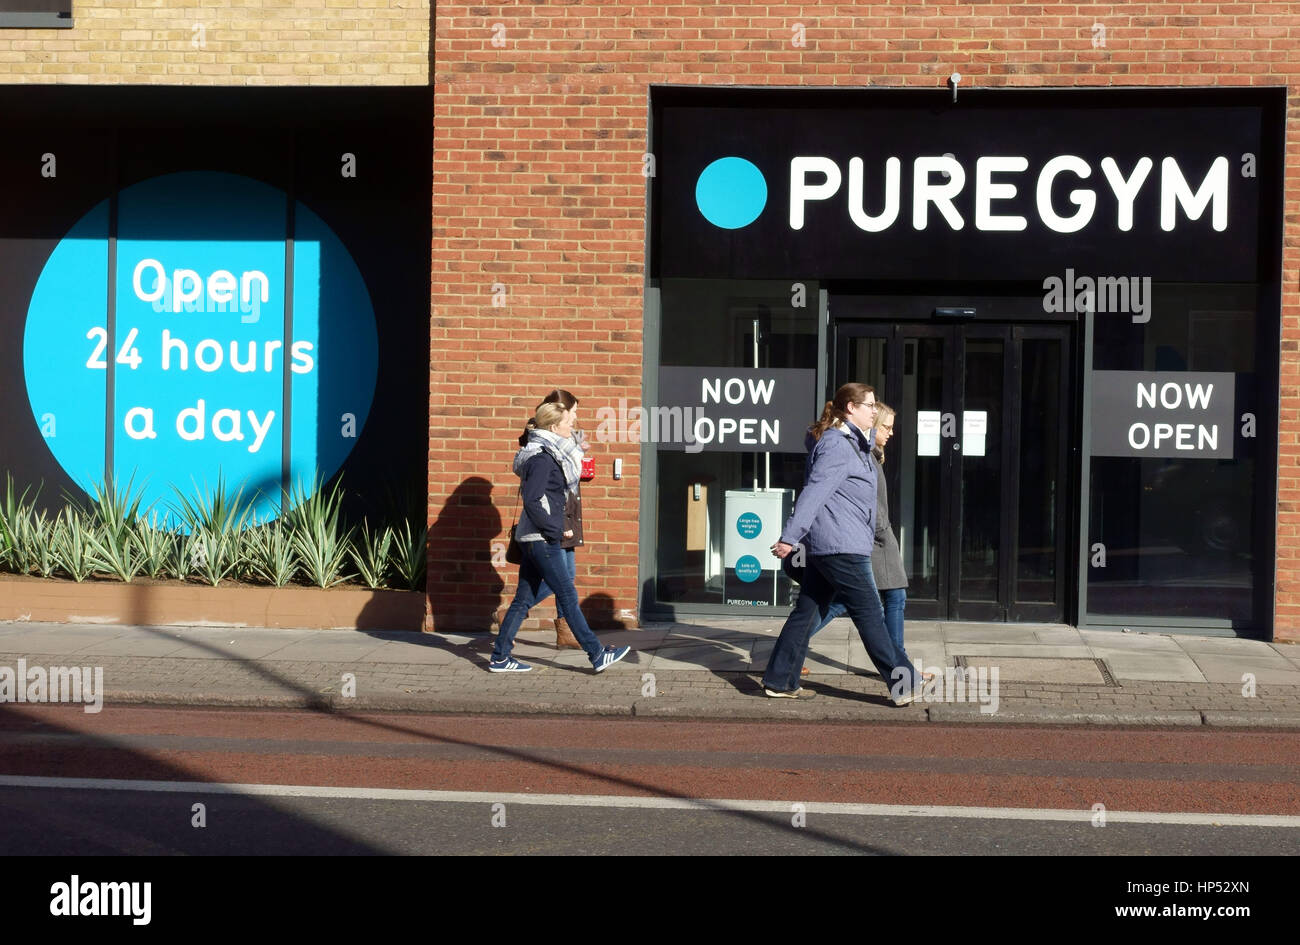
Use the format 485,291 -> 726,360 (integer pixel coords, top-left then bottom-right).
0,575 -> 425,631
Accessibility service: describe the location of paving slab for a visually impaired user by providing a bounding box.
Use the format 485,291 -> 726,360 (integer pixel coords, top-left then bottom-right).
0,622 -> 126,642
74,633 -> 202,658
259,640 -> 392,662
0,631 -> 133,656
945,643 -> 1095,659
354,641 -> 461,665
957,656 -> 1111,685
1079,630 -> 1183,651
940,626 -> 1047,644
646,645 -> 753,671
1032,628 -> 1087,644
1093,651 -> 1208,683
1186,653 -> 1300,686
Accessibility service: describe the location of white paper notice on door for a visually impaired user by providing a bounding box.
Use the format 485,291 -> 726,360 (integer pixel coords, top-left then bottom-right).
916,410 -> 941,456
963,410 -> 987,457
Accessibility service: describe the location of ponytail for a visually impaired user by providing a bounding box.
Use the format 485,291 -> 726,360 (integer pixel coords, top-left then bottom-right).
809,400 -> 839,441
810,383 -> 874,441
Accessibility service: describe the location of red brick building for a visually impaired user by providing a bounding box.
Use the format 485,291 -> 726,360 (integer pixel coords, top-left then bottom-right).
429,3 -> 1299,641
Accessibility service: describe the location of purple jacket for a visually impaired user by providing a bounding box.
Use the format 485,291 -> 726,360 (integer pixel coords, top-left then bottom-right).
778,421 -> 878,557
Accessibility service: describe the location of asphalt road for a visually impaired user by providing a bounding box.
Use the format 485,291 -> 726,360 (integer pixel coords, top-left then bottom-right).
1,703 -> 1298,857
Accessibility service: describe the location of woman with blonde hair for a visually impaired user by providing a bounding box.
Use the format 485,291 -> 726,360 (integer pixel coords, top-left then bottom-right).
491,396 -> 630,674
515,388 -> 588,649
764,384 -> 921,706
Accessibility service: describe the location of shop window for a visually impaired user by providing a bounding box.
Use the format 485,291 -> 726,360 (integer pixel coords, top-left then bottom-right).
653,279 -> 819,607
0,1 -> 72,28
1086,284 -> 1261,624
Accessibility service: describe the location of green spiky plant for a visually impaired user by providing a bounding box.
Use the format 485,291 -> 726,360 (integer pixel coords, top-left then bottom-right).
351,520 -> 394,589
133,512 -> 175,581
80,476 -> 149,583
389,518 -> 428,591
284,474 -> 353,588
0,475 -> 41,575
244,517 -> 298,587
171,477 -> 254,586
50,507 -> 98,583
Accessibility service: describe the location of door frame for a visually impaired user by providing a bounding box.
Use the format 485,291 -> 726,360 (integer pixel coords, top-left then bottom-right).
830,296 -> 1080,624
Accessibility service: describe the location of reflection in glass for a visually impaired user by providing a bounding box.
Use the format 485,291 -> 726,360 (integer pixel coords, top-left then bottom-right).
655,279 -> 818,606
898,337 -> 943,603
1017,339 -> 1061,603
960,339 -> 1002,602
1086,286 -> 1259,623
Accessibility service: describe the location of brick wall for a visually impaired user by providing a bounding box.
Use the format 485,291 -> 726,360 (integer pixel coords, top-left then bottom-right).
430,2 -> 1300,635
0,0 -> 429,84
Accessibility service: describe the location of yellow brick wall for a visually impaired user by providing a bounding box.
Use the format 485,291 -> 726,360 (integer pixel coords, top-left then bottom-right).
0,0 -> 429,84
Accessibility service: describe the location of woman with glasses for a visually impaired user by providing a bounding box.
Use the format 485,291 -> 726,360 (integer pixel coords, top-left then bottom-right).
763,383 -> 921,706
796,402 -> 922,676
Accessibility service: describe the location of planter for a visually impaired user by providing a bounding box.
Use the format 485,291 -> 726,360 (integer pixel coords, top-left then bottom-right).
0,573 -> 425,631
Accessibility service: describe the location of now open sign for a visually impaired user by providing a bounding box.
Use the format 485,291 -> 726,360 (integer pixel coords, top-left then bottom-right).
656,366 -> 816,453
1090,371 -> 1235,459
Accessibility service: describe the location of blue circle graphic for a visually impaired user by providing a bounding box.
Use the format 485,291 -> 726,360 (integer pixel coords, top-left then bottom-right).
23,171 -> 379,524
735,555 -> 763,583
695,157 -> 767,230
736,511 -> 763,539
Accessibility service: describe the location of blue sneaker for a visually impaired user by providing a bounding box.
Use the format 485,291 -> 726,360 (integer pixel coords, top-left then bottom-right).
488,656 -> 532,673
592,645 -> 630,673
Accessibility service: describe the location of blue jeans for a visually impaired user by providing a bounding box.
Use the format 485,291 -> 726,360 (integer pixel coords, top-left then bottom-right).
809,585 -> 910,665
493,541 -> 602,663
530,547 -> 576,621
763,554 -> 910,694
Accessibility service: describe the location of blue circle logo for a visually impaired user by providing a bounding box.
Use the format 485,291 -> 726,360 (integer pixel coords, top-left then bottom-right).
695,157 -> 767,230
735,554 -> 763,583
736,511 -> 763,539
23,171 -> 379,523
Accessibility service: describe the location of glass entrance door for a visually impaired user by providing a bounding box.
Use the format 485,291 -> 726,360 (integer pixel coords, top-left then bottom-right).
835,320 -> 1074,622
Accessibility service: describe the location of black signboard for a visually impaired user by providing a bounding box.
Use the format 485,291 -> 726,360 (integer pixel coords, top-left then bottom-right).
652,88 -> 1279,283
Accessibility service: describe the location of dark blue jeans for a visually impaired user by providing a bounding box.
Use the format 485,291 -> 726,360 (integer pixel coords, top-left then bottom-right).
810,585 -> 910,665
493,540 -> 602,662
763,553 -> 910,694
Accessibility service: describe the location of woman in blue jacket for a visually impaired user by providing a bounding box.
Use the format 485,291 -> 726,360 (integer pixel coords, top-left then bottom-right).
490,399 -> 630,675
763,383 -> 921,706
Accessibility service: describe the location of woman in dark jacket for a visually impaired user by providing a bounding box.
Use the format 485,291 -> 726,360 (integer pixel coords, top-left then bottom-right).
491,400 -> 630,674
867,404 -> 911,663
515,389 -> 588,649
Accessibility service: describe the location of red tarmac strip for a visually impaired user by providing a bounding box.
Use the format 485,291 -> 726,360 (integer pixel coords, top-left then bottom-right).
1,705 -> 1297,815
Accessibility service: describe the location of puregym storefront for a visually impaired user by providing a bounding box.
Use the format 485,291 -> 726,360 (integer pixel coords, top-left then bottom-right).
640,86 -> 1283,637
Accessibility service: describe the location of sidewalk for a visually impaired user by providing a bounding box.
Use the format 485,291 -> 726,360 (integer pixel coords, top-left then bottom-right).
1,617 -> 1299,727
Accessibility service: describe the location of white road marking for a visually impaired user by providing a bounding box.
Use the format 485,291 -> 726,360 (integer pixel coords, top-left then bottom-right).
1,774 -> 1298,827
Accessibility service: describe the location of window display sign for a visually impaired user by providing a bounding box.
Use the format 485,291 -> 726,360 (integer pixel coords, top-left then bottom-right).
22,171 -> 378,522
0,86 -> 431,526
916,411 -> 942,457
1090,371 -> 1235,459
723,489 -> 794,606
656,366 -> 816,453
